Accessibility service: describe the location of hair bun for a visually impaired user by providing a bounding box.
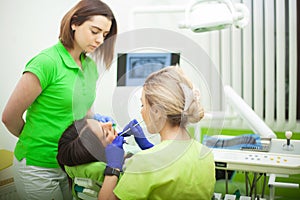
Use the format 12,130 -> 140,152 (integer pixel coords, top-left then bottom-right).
187,88 -> 204,123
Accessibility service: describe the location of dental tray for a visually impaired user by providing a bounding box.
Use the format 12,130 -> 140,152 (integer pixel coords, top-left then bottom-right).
240,138 -> 271,152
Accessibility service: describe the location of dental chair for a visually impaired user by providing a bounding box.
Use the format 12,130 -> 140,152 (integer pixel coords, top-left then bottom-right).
64,162 -> 106,200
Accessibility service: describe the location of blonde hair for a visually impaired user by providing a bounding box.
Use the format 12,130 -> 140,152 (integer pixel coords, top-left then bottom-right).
143,66 -> 204,128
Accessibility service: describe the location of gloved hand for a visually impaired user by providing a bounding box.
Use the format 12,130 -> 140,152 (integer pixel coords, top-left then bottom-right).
120,119 -> 154,150
105,136 -> 125,170
93,113 -> 115,124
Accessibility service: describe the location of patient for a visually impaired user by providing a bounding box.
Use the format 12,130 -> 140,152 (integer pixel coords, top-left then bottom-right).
56,117 -> 118,199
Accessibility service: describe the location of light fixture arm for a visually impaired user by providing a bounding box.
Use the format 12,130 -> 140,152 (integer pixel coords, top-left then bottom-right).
179,0 -> 250,32
233,2 -> 250,28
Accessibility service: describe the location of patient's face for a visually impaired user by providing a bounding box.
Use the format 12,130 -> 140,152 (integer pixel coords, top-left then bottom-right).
86,119 -> 117,147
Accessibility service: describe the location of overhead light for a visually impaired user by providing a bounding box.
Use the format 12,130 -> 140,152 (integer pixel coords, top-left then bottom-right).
178,0 -> 250,32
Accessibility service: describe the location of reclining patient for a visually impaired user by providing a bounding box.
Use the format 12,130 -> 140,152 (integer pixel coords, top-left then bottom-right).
56,117 -> 118,199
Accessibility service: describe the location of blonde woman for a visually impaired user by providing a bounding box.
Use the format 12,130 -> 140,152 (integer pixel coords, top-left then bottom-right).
99,66 -> 216,200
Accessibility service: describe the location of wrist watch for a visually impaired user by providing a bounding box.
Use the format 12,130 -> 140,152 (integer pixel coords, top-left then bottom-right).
104,166 -> 120,178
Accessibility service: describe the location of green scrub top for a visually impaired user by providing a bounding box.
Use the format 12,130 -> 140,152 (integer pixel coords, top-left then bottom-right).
14,41 -> 99,168
114,139 -> 216,200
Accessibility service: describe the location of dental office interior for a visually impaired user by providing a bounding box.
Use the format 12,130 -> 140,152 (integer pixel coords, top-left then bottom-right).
0,0 -> 300,199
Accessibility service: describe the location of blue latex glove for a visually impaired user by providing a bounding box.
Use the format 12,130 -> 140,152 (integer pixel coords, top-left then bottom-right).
105,136 -> 125,170
120,119 -> 154,150
93,113 -> 115,124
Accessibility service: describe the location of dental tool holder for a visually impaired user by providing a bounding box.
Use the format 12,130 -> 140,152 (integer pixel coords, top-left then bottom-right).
282,131 -> 294,151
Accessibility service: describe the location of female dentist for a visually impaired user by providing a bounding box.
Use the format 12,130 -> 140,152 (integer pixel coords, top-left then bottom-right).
99,66 -> 216,200
2,0 -> 117,199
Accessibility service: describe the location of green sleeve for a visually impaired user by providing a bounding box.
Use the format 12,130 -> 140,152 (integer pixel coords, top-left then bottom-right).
24,53 -> 56,90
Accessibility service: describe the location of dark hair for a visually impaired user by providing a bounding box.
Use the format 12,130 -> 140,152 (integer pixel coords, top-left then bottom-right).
59,0 -> 117,68
57,118 -> 98,187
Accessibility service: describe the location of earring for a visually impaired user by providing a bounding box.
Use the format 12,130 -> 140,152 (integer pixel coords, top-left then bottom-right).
71,25 -> 76,32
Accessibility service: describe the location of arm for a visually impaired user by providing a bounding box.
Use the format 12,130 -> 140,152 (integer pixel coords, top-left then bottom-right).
87,108 -> 115,124
2,72 -> 42,137
98,136 -> 124,200
98,176 -> 119,200
86,109 -> 94,119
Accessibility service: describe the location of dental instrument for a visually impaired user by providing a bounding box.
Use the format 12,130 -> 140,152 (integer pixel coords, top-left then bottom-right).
119,121 -> 144,136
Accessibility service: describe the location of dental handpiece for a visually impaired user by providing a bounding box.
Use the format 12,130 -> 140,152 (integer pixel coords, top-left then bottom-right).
119,120 -> 144,136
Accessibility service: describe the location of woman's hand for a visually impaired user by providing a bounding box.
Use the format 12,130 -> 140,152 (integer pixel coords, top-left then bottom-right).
120,119 -> 154,150
105,136 -> 125,170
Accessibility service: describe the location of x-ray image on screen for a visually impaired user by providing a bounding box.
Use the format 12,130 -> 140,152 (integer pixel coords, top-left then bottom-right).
117,53 -> 180,86
127,53 -> 170,86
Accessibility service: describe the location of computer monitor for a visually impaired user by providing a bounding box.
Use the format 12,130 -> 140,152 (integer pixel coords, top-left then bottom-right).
112,52 -> 180,131
117,52 -> 180,86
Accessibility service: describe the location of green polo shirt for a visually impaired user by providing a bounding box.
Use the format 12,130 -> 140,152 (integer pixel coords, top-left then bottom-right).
114,140 -> 216,200
14,41 -> 99,168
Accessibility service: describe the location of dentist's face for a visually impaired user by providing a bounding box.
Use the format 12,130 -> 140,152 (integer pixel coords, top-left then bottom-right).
140,89 -> 157,134
141,88 -> 167,134
140,89 -> 149,126
86,119 -> 117,147
72,15 -> 112,53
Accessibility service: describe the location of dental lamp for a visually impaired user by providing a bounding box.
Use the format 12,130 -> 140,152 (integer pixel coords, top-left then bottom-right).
178,0 -> 250,32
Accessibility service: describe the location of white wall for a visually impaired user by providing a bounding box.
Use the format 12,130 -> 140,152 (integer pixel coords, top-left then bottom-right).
0,0 -> 79,150
0,0 -> 215,150
93,0 -> 218,126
